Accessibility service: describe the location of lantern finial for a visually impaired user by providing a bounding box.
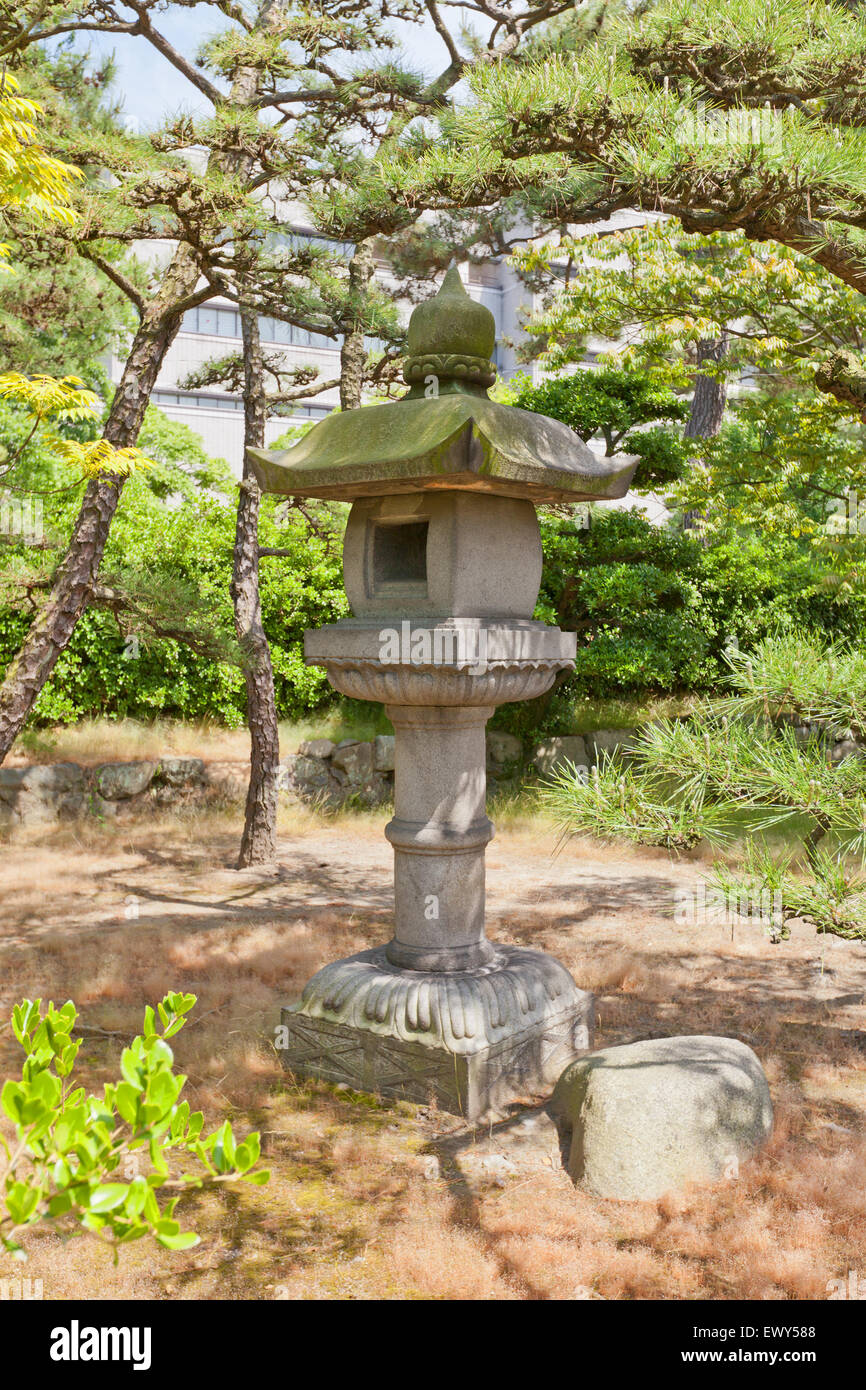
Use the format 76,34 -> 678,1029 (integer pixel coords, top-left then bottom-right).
403,263 -> 496,390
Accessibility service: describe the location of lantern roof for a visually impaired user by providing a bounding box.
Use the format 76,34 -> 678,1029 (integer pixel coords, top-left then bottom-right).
247,265 -> 637,505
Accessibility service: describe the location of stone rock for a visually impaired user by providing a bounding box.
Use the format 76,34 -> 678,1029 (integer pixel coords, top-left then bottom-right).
486,730 -> 522,765
156,757 -> 206,787
55,791 -> 88,820
355,773 -> 392,807
0,763 -> 88,826
202,761 -> 248,801
6,791 -> 57,825
532,735 -> 588,778
831,739 -> 861,763
551,1035 -> 773,1201
586,729 -> 635,764
331,740 -> 374,785
298,738 -> 335,759
460,1152 -> 517,1186
95,761 -> 157,800
373,734 -> 395,772
21,762 -> 85,794
293,755 -> 334,791
277,756 -> 299,792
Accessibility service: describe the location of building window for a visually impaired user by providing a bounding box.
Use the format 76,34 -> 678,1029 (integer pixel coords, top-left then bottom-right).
181,304 -> 338,350
152,390 -> 333,421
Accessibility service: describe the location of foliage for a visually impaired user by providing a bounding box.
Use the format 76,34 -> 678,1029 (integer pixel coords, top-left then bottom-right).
721,631 -> 866,740
0,372 -> 152,485
0,400 -> 346,726
674,389 -> 866,558
512,223 -> 866,382
505,366 -> 691,490
509,220 -> 866,559
368,0 -> 866,360
1,993 -> 268,1262
540,754 -> 731,851
0,71 -> 79,232
707,840 -> 866,942
537,509 -> 707,691
540,633 -> 866,940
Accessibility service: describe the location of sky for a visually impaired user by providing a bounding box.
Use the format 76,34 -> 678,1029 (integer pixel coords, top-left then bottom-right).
76,2 -> 480,132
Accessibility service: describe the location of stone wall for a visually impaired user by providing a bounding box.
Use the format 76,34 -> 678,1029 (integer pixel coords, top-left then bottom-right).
0,728 -> 645,829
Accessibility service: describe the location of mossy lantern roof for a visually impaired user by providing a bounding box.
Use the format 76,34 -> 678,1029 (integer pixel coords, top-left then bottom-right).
247,266 -> 637,505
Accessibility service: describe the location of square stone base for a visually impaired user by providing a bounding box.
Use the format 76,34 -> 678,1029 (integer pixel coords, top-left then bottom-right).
279,996 -> 593,1120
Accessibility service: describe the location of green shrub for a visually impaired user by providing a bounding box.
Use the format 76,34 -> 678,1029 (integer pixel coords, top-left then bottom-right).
1,993 -> 268,1260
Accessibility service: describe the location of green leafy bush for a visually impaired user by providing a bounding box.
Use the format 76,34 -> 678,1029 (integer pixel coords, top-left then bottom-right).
493,511 -> 864,740
507,366 -> 691,490
1,993 -> 268,1261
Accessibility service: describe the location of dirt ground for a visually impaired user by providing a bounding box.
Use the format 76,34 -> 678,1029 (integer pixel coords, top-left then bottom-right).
1,804 -> 865,1301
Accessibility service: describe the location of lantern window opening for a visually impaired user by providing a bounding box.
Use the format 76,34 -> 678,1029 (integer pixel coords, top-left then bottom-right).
367,519 -> 430,597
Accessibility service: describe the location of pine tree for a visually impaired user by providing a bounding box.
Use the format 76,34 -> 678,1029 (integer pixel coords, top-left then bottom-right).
369,0 -> 866,405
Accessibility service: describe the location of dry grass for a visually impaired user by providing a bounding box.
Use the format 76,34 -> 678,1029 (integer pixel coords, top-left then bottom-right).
7,711 -> 392,767
1,810 -> 865,1301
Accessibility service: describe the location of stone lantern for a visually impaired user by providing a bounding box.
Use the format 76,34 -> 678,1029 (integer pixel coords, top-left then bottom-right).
249,267 -> 637,1119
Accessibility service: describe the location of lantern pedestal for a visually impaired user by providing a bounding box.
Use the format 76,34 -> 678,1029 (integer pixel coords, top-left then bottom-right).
278,619 -> 594,1120
280,946 -> 593,1121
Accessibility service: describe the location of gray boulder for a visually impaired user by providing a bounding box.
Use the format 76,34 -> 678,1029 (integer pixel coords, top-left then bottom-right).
487,730 -> 523,766
532,736 -> 588,778
831,739 -> 861,763
95,761 -> 158,800
202,760 -> 248,802
586,728 -> 636,764
298,738 -> 336,759
1,763 -> 87,825
331,740 -> 374,785
156,757 -> 206,787
22,762 -> 85,794
292,755 -> 336,795
551,1035 -> 773,1201
373,734 -> 395,772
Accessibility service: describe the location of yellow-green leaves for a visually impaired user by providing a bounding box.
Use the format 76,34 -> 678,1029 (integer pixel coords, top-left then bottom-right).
1,992 -> 269,1261
0,373 -> 153,479
0,72 -> 81,227
0,372 -> 99,421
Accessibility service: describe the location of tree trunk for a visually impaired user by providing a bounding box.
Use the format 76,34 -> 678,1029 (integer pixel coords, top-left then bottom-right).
232,306 -> 280,866
683,335 -> 728,533
816,348 -> 866,420
339,238 -> 375,411
0,244 -> 200,762
685,335 -> 729,439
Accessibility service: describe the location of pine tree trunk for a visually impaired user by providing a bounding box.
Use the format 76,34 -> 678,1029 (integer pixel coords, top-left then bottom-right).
0,244 -> 199,763
685,336 -> 729,439
233,306 -> 280,867
339,239 -> 375,411
683,335 -> 728,533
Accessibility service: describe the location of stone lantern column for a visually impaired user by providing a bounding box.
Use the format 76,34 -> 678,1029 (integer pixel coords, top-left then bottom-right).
249,265 -> 638,1120
384,701 -> 495,972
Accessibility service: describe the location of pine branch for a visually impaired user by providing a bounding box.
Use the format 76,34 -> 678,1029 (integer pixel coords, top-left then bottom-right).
76,246 -> 145,315
815,349 -> 866,421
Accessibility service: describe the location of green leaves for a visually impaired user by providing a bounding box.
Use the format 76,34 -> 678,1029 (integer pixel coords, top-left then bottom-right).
1,992 -> 269,1259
